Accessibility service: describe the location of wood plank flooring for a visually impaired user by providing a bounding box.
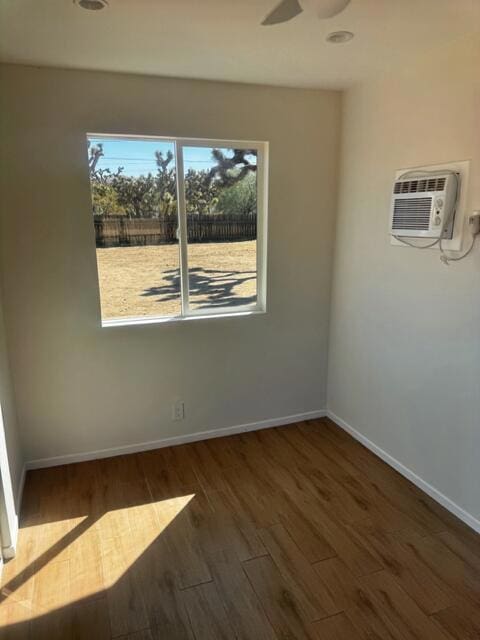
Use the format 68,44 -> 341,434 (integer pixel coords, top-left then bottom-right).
1,417 -> 480,639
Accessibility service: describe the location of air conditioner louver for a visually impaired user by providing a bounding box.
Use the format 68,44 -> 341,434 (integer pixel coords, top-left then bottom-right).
392,198 -> 431,230
393,177 -> 446,194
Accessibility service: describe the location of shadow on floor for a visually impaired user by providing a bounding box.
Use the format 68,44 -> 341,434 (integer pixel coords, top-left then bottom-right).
0,454 -> 201,639
0,433 -> 273,639
141,267 -> 257,308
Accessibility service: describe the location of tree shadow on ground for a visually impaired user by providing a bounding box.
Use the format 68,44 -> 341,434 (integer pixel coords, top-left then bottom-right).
141,267 -> 257,308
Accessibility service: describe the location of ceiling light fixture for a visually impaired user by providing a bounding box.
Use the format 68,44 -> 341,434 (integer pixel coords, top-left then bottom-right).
326,30 -> 354,43
74,0 -> 109,10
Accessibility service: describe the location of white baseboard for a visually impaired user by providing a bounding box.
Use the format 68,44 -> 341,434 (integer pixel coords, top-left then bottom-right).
20,408 -> 480,536
327,410 -> 480,535
15,407 -> 480,545
25,409 -> 327,470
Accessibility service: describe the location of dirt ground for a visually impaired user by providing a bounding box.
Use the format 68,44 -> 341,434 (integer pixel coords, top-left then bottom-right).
96,241 -> 257,319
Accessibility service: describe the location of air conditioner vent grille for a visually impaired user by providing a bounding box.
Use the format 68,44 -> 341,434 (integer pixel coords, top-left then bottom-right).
392,197 -> 432,230
393,177 -> 446,194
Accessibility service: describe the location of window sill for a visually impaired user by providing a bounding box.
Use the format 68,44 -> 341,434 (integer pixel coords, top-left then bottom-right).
101,308 -> 266,328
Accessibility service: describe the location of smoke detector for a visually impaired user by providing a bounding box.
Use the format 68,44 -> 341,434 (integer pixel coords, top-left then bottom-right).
74,0 -> 109,10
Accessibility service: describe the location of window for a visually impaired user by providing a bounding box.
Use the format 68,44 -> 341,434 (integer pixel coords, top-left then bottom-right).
87,134 -> 268,326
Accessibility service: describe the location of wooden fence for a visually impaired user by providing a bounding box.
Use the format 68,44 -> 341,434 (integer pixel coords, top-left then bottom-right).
94,215 -> 256,247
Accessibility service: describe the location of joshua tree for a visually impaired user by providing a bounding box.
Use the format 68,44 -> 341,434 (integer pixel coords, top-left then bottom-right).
209,149 -> 257,188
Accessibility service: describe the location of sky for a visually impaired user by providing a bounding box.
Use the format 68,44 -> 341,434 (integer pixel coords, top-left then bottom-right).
88,136 -> 256,178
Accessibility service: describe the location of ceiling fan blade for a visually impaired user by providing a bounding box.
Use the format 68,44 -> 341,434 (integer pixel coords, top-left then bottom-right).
315,0 -> 351,19
261,0 -> 303,25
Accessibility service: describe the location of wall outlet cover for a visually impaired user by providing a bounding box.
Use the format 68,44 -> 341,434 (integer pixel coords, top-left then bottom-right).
172,400 -> 185,421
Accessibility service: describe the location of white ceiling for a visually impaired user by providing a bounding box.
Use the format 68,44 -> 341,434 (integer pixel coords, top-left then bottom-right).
1,0 -> 479,89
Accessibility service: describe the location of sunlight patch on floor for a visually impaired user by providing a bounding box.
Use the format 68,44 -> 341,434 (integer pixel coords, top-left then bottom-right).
0,494 -> 195,625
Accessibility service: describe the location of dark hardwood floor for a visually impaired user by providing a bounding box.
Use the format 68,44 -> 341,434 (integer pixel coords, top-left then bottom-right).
1,417 -> 480,639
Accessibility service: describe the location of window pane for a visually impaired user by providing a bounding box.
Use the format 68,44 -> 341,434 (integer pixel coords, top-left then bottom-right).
87,136 -> 181,321
183,146 -> 258,311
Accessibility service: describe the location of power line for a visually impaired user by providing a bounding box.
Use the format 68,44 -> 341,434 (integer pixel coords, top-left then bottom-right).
99,156 -> 199,161
100,156 -> 239,164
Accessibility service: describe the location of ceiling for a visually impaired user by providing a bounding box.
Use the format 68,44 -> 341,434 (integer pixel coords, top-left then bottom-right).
1,0 -> 479,89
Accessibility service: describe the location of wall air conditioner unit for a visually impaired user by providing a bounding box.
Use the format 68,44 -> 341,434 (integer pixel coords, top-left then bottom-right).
390,173 -> 459,239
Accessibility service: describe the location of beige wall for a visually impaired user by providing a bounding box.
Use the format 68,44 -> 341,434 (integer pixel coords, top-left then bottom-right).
328,35 -> 480,521
0,64 -> 340,463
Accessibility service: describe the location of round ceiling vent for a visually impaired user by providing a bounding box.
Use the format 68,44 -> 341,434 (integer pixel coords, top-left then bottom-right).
74,0 -> 109,10
326,31 -> 354,44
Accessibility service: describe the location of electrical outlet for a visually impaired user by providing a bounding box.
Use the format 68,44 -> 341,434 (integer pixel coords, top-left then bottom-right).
172,399 -> 185,421
468,211 -> 480,236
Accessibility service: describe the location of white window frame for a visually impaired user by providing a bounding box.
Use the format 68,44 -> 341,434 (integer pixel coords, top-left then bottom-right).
88,133 -> 268,327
